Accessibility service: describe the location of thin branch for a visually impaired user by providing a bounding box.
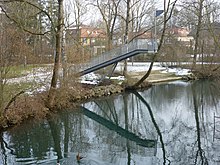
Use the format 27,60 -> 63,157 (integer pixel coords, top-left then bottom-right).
0,0 -> 56,33
3,90 -> 25,116
128,27 -> 152,43
128,20 -> 164,43
0,6 -> 51,35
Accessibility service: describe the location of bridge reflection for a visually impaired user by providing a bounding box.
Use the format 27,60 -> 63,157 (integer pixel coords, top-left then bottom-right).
80,106 -> 156,148
1,81 -> 220,164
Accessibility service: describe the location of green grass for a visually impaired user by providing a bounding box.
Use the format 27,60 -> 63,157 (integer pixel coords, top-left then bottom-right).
5,64 -> 50,79
1,82 -> 35,106
0,64 -> 51,105
7,65 -> 34,78
5,81 -> 40,94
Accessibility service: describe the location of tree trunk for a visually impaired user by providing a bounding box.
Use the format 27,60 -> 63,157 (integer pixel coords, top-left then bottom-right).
107,29 -> 112,51
123,0 -> 130,77
47,0 -> 64,108
192,0 -> 204,68
133,0 -> 166,87
62,27 -> 67,86
0,83 -> 3,116
133,0 -> 177,87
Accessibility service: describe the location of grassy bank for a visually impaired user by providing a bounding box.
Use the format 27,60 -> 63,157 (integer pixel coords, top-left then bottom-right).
0,64 -> 188,132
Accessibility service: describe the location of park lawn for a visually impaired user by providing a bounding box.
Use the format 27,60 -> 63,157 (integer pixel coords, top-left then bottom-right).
5,64 -> 51,79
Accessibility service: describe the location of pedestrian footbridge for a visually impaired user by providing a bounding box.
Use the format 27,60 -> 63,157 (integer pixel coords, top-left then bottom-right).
76,39 -> 157,76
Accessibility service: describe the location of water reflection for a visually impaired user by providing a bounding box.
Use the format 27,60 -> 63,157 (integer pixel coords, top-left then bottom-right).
132,91 -> 167,165
0,80 -> 220,164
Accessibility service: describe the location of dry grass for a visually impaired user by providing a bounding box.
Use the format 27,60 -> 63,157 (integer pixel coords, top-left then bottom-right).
0,93 -> 49,131
0,68 -> 182,131
0,77 -> 94,131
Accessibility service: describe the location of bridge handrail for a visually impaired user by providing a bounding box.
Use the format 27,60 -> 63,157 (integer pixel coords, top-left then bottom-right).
76,39 -> 157,72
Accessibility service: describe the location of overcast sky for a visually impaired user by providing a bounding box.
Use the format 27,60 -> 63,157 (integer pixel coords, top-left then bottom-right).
64,0 -> 173,26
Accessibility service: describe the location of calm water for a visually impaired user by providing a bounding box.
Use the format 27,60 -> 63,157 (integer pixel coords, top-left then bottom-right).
1,80 -> 220,165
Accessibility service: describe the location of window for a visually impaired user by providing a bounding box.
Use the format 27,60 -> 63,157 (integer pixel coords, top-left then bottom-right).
82,38 -> 87,44
91,38 -> 95,43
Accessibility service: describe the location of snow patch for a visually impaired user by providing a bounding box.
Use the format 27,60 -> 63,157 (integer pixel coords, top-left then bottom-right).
7,63 -> 192,93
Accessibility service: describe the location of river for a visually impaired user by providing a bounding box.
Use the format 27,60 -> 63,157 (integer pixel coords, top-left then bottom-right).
1,80 -> 220,165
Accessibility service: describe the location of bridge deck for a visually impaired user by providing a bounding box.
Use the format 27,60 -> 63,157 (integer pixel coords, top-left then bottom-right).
74,39 -> 157,75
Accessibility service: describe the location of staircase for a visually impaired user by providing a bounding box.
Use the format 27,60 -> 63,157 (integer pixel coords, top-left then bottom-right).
74,39 -> 157,75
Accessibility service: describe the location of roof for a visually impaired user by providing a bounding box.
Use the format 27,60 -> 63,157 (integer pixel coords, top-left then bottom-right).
166,27 -> 190,37
131,31 -> 153,39
80,27 -> 106,38
188,22 -> 220,37
67,25 -> 106,38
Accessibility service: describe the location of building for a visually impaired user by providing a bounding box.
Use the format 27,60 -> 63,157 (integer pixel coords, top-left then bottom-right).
188,22 -> 220,48
66,25 -> 107,56
165,27 -> 194,47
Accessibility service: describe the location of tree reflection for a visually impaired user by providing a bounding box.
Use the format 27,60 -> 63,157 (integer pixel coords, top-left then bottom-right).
2,80 -> 220,164
80,106 -> 155,147
192,82 -> 208,165
0,134 -> 17,164
47,117 -> 63,161
81,93 -> 157,164
0,132 -> 8,165
123,93 -> 131,165
94,98 -> 119,124
63,112 -> 70,158
131,90 -> 169,165
0,121 -> 55,164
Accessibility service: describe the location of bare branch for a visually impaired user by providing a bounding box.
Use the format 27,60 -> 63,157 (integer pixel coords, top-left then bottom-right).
3,90 -> 25,116
128,25 -> 154,43
0,6 -> 51,35
0,0 -> 56,33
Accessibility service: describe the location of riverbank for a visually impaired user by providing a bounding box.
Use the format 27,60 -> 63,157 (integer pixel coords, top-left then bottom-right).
0,63 -> 193,131
0,83 -> 125,131
0,78 -> 183,131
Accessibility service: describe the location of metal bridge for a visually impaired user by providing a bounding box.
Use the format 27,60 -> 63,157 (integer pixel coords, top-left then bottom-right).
77,39 -> 157,75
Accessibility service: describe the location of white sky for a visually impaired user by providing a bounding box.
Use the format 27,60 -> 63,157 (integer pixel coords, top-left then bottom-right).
64,0 -> 189,28
64,0 -> 166,26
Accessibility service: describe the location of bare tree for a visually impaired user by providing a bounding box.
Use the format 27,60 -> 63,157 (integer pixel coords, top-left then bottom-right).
114,0 -> 154,77
0,13 -> 28,116
0,0 -> 65,109
177,0 -> 220,75
133,0 -> 178,87
90,0 -> 121,50
122,0 -> 131,77
47,0 -> 64,108
65,0 -> 89,65
204,1 -> 220,51
66,0 -> 88,44
191,0 -> 204,67
130,0 -> 153,33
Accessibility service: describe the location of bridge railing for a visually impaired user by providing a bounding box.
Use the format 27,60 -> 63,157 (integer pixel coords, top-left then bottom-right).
75,39 -> 157,73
